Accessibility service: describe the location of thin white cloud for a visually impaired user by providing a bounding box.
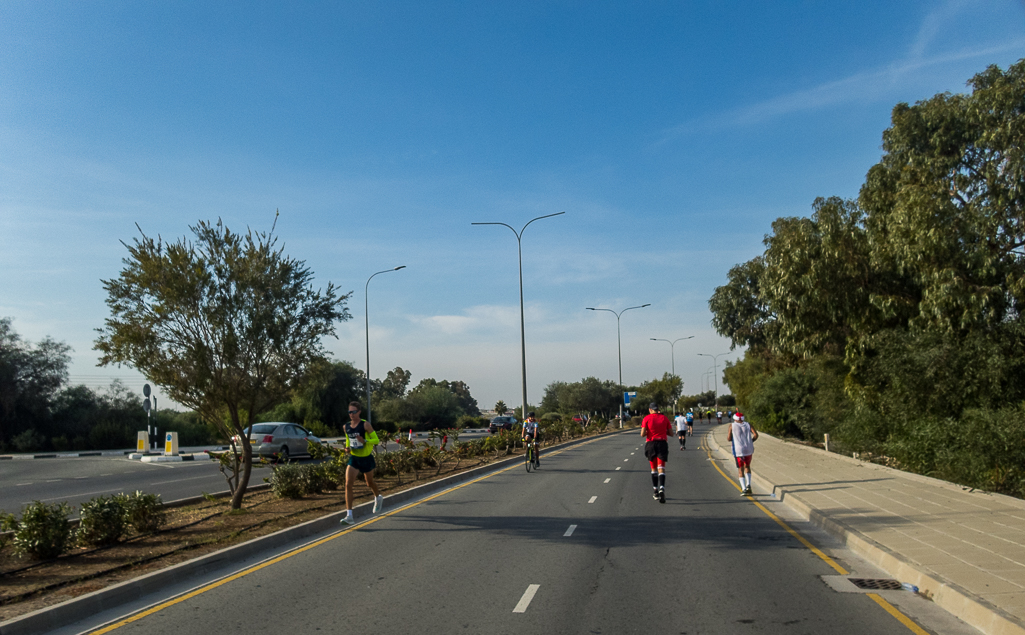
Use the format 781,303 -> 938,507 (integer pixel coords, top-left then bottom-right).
658,36 -> 1025,143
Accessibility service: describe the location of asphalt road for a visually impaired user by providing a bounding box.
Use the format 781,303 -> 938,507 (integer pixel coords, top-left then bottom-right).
73,427 -> 972,635
0,431 -> 489,514
0,456 -> 238,513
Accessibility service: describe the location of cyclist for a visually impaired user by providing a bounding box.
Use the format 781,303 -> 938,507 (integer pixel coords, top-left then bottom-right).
522,412 -> 540,468
641,402 -> 672,503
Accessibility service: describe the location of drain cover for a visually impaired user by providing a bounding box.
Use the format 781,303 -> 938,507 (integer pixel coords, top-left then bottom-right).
821,575 -> 908,593
849,578 -> 903,591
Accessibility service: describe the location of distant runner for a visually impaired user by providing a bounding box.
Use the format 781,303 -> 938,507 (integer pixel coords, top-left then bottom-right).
674,411 -> 688,450
685,410 -> 694,435
727,412 -> 759,496
642,402 -> 673,503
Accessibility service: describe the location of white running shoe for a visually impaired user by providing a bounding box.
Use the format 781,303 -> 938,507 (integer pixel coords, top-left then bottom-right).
340,514 -> 355,525
373,495 -> 384,513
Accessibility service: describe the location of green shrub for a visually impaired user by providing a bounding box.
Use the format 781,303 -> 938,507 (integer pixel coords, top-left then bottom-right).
0,510 -> 16,551
13,501 -> 73,559
124,490 -> 165,533
270,462 -> 306,499
77,494 -> 130,546
270,463 -> 328,499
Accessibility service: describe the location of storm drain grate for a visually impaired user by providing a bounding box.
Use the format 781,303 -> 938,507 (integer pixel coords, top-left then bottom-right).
848,578 -> 903,591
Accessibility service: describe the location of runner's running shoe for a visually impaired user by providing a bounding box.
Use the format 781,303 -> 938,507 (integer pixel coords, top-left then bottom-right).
373,495 -> 384,513
658,488 -> 666,504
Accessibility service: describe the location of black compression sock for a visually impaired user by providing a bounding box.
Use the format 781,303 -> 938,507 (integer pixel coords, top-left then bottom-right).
651,472 -> 658,488
658,473 -> 665,488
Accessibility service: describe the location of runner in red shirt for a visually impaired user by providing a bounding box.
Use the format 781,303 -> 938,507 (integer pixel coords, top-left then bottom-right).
641,402 -> 673,503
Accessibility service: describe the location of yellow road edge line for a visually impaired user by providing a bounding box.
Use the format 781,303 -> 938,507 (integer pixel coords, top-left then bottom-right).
87,435 -> 609,634
701,435 -> 929,635
867,593 -> 932,635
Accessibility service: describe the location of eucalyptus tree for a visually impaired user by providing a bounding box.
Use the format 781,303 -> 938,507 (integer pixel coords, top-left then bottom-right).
95,218 -> 350,510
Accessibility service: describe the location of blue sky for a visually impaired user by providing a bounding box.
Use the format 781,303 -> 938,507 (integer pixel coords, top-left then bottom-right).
1,1 -> 1023,412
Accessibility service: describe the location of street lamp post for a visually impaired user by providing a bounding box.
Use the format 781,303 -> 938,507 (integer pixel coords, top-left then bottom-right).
473,212 -> 564,421
701,367 -> 714,394
587,304 -> 650,427
649,336 -> 694,414
366,266 -> 406,427
697,352 -> 730,410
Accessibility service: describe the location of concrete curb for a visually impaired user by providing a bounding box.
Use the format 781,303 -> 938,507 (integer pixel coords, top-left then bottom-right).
706,427 -> 1025,635
0,430 -> 622,635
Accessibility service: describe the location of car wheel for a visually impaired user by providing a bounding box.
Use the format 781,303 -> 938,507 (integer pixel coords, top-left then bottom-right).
278,446 -> 289,463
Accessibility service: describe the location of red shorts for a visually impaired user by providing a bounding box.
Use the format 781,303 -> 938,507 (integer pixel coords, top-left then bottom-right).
735,455 -> 752,468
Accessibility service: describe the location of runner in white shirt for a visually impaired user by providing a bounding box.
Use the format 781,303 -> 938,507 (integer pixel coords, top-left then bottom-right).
674,413 -> 688,450
726,412 -> 758,495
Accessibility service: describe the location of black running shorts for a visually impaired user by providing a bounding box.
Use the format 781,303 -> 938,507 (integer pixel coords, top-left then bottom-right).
644,440 -> 669,462
348,453 -> 376,474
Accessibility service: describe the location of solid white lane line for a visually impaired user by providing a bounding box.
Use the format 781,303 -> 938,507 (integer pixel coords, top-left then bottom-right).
513,584 -> 540,613
604,478 -> 611,483
564,525 -> 577,537
615,467 -> 621,471
588,496 -> 597,503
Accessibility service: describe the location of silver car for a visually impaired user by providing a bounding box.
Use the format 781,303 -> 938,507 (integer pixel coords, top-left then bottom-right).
231,422 -> 322,461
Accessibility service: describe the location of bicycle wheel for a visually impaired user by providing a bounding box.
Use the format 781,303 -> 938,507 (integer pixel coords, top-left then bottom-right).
525,445 -> 533,472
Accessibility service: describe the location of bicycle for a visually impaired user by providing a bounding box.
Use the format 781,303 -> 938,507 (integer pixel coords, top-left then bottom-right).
524,439 -> 537,472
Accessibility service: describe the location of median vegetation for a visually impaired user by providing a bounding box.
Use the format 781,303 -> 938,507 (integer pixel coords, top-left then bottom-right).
710,59 -> 1025,498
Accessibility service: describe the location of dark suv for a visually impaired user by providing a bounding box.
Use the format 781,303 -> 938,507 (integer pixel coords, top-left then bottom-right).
489,416 -> 518,433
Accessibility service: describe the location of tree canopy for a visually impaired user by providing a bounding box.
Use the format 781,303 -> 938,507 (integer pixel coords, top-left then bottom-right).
710,59 -> 1025,499
95,218 -> 350,509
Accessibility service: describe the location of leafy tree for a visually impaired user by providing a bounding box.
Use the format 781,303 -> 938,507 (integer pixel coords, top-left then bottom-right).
378,367 -> 412,400
0,318 -> 71,451
94,218 -> 350,509
408,378 -> 479,416
494,400 -> 507,415
539,381 -> 566,414
260,358 -> 364,433
677,390 -> 716,410
861,59 -> 1025,335
627,373 -> 683,411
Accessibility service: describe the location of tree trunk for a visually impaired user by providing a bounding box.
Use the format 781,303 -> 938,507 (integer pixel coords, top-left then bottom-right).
231,441 -> 253,510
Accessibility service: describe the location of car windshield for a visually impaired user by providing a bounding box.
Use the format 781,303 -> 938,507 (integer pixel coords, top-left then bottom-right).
244,424 -> 278,435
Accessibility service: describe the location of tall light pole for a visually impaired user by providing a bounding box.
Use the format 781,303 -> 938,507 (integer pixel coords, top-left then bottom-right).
697,352 -> 729,410
587,304 -> 650,426
473,212 -> 564,420
366,266 -> 406,427
649,336 -> 693,414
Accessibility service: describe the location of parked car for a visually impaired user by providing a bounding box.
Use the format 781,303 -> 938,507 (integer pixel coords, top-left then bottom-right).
489,416 -> 518,434
572,414 -> 587,425
230,422 -> 322,461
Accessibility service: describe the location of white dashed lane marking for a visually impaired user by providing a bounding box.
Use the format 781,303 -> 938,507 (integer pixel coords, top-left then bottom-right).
588,496 -> 597,503
604,478 -> 611,483
564,525 -> 577,537
513,585 -> 540,613
623,459 -> 629,462
615,467 -> 621,471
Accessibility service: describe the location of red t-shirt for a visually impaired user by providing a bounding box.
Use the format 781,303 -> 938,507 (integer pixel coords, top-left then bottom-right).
642,413 -> 672,441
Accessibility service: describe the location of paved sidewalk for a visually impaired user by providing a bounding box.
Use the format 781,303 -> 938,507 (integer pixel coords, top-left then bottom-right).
708,424 -> 1025,635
